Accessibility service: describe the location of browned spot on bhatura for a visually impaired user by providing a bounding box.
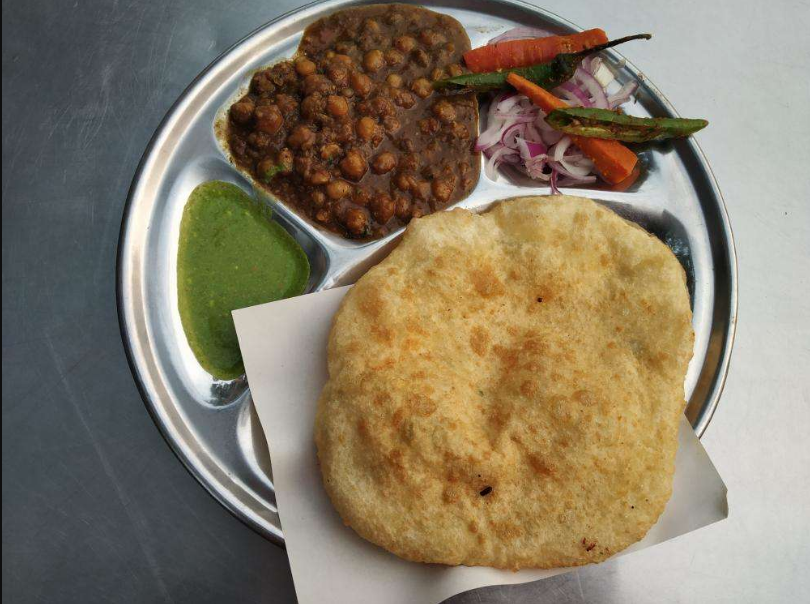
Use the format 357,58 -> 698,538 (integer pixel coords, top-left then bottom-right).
357,418 -> 369,439
442,485 -> 460,503
371,324 -> 394,343
469,264 -> 505,298
469,326 -> 489,357
520,380 -> 537,397
410,395 -> 437,417
528,454 -> 555,477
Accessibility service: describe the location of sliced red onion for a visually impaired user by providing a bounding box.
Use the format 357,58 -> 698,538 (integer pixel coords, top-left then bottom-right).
559,157 -> 594,178
558,81 -> 591,107
496,93 -> 523,114
549,169 -> 560,194
608,81 -> 639,108
574,68 -> 609,109
501,122 -> 526,149
550,136 -> 573,162
475,125 -> 502,152
485,146 -> 518,179
488,27 -> 555,44
526,158 -> 551,181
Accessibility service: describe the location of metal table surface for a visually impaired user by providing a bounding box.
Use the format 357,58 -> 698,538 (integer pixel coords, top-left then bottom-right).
2,0 -> 808,602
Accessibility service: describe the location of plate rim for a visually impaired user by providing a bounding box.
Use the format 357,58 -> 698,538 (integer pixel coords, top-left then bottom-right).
116,0 -> 738,546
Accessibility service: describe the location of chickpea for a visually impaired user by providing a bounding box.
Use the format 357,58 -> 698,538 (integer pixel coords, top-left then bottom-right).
342,207 -> 370,236
372,152 -> 397,174
294,155 -> 313,175
339,149 -> 368,181
335,41 -> 355,54
332,54 -> 354,65
295,57 -> 317,77
250,70 -> 276,95
308,169 -> 331,185
411,179 -> 431,201
431,68 -> 446,81
386,73 -> 403,88
349,71 -> 373,97
447,63 -> 464,77
358,34 -> 376,52
371,96 -> 396,118
326,95 -> 349,117
386,12 -> 404,26
394,195 -> 411,219
419,117 -> 440,135
326,179 -> 352,199
287,125 -> 315,149
399,153 -> 420,172
431,100 -> 456,123
326,64 -> 349,87
370,193 -> 395,224
320,143 -> 342,161
394,90 -> 415,109
315,209 -> 331,223
229,99 -> 255,125
301,94 -> 325,119
419,29 -> 446,48
363,18 -> 381,34
353,188 -> 371,206
254,104 -> 283,134
382,116 -> 401,134
431,178 -> 454,202
335,121 -> 354,143
451,122 -> 470,140
412,49 -> 430,68
275,94 -> 298,115
363,49 -> 385,73
394,35 -> 416,53
384,48 -> 405,66
341,87 -> 355,98
411,78 -> 433,99
394,172 -> 415,191
356,116 -> 377,141
303,74 -> 334,95
311,190 -> 326,208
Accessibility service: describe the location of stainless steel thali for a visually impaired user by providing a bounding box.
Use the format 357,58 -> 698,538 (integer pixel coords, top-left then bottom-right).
117,0 -> 738,545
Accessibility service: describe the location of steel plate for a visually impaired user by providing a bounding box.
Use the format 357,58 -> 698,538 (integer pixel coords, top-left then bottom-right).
117,0 -> 737,545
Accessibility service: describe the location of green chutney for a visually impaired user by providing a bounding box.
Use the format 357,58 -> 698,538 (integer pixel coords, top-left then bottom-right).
177,181 -> 309,380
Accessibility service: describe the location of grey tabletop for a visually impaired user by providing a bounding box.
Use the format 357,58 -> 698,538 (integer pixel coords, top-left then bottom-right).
3,0 -> 809,602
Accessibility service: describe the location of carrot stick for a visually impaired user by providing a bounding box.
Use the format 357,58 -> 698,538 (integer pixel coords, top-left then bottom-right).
506,73 -> 638,184
464,29 -> 608,73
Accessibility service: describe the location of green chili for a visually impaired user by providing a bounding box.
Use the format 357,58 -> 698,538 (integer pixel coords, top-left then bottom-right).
546,107 -> 708,142
434,34 -> 651,93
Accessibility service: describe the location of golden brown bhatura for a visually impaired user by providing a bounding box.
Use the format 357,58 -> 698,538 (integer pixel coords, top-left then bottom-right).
315,195 -> 694,569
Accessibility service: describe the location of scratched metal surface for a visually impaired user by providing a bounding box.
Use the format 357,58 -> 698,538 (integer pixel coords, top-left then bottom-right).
3,0 -> 810,603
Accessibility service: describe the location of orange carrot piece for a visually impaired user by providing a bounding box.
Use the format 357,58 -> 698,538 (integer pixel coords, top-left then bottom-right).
464,29 -> 608,73
506,73 -> 638,184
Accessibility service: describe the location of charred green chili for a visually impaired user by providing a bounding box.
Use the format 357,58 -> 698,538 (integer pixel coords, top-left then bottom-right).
546,107 -> 708,142
434,34 -> 651,93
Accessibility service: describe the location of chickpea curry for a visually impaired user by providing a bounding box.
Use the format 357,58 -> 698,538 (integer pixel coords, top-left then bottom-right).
226,4 -> 480,239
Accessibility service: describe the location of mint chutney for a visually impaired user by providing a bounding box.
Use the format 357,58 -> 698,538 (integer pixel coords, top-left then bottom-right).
177,181 -> 309,380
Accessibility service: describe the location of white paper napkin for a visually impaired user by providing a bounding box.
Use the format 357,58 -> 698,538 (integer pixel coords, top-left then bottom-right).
233,286 -> 728,604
